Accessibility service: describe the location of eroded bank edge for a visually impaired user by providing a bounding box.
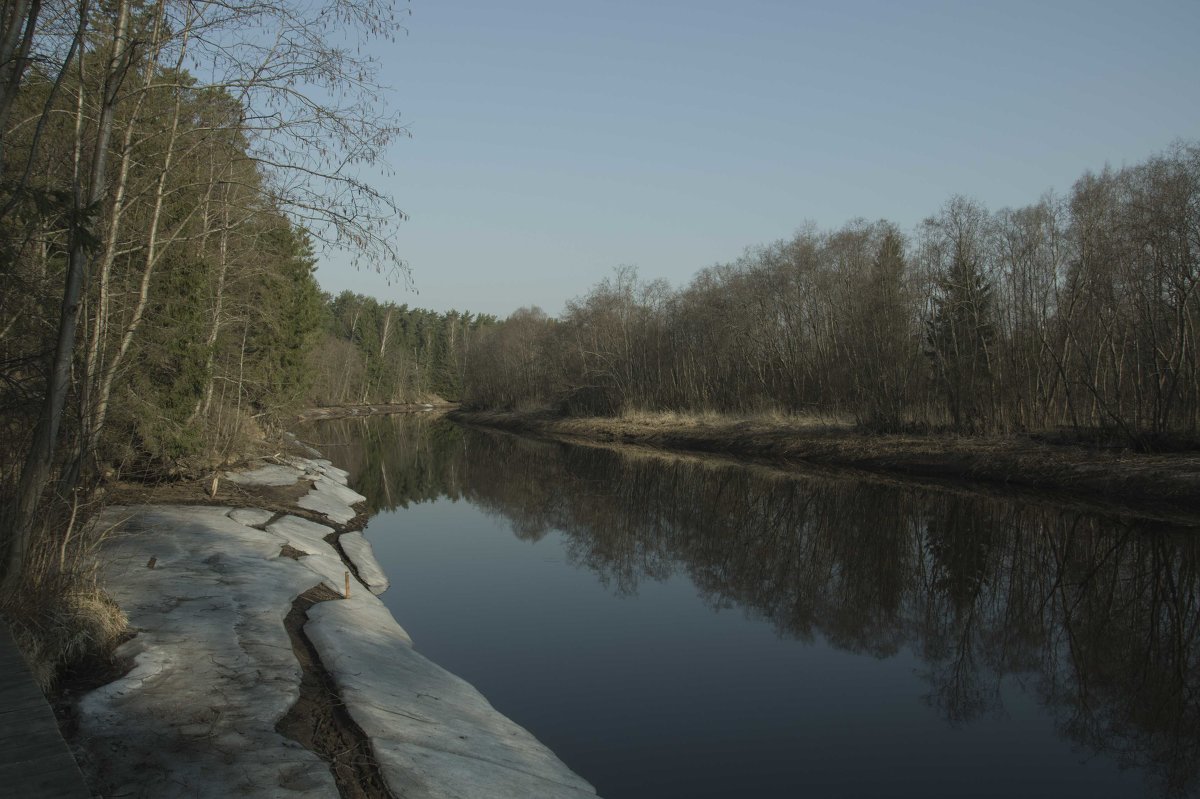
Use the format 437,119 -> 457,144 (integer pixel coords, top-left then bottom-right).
277,580 -> 395,799
66,455 -> 391,799
237,472 -> 389,799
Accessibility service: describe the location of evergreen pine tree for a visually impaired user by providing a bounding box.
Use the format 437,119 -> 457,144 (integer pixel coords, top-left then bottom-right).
925,249 -> 996,432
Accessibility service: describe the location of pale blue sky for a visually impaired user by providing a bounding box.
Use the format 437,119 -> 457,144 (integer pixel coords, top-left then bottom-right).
315,0 -> 1200,318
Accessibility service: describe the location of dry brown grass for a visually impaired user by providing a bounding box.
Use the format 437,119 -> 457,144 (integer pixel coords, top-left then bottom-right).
615,406 -> 852,429
0,421 -> 315,694
1,500 -> 129,692
449,408 -> 1200,517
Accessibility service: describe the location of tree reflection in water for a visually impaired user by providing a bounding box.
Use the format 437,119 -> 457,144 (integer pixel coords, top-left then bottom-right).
305,414 -> 1200,798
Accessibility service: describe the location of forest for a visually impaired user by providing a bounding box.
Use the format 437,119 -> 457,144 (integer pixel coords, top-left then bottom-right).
1,0 -> 1197,695
0,1 -> 486,669
310,292 -> 493,408
463,142 -> 1200,445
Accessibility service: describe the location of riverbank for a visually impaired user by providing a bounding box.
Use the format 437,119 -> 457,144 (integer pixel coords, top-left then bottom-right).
298,402 -> 453,422
68,443 -> 597,798
448,408 -> 1200,517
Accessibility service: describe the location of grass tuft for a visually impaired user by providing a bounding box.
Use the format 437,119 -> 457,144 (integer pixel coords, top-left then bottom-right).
2,500 -> 129,693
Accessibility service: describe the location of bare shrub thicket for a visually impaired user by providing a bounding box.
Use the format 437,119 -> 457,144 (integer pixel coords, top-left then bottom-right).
464,143 -> 1200,445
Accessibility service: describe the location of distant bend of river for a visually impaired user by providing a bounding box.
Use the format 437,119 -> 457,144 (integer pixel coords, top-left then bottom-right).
302,413 -> 1200,799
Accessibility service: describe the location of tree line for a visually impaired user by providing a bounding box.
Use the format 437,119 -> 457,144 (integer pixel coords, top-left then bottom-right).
0,1 -> 412,594
463,142 -> 1200,444
311,291 -> 495,407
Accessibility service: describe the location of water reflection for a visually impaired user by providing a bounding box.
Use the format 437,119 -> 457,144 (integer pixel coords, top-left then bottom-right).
303,412 -> 468,509
306,414 -> 1200,798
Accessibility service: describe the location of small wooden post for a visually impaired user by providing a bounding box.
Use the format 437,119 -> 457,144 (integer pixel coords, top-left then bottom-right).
146,556 -> 157,569
344,571 -> 351,598
209,474 -> 220,498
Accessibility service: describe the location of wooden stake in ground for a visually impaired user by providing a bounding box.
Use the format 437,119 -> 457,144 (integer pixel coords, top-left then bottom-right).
344,571 -> 350,598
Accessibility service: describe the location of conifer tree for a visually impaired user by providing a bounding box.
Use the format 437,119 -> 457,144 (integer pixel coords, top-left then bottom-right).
925,248 -> 996,433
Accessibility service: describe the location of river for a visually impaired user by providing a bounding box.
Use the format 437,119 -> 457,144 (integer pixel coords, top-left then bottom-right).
303,412 -> 1200,799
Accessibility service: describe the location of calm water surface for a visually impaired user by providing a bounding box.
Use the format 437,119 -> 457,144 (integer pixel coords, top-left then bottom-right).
305,414 -> 1200,799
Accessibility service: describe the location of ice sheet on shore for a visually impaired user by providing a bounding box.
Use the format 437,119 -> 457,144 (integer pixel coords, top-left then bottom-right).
314,474 -> 367,506
76,505 -> 337,798
227,506 -> 274,527
340,531 -> 389,594
77,456 -> 597,798
297,477 -> 361,524
266,514 -> 348,593
282,455 -> 351,486
223,462 -> 304,486
307,592 -> 597,798
224,456 -> 364,528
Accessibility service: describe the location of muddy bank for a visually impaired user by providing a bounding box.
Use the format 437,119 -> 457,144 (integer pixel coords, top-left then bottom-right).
72,450 -> 596,798
449,409 -> 1200,518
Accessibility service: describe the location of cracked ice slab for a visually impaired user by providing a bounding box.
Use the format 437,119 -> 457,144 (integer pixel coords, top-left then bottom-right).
223,462 -> 304,486
340,531 -> 389,594
266,514 -> 335,555
283,455 -> 352,486
225,455 -> 364,525
266,515 -> 348,593
322,464 -> 351,484
306,594 -> 597,799
227,506 -> 274,528
315,474 -> 366,505
297,478 -> 360,524
78,457 -> 597,799
76,505 -> 337,798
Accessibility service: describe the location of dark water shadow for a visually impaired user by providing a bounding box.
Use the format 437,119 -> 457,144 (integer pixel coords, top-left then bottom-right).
306,413 -> 1200,798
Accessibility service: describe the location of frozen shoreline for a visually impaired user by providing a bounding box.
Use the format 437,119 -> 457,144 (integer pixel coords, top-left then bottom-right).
75,454 -> 596,798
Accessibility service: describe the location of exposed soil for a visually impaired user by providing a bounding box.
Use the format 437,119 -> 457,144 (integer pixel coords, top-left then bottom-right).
104,469 -> 309,511
280,543 -> 307,560
100,467 -> 372,534
450,408 -> 1200,521
277,584 -> 395,799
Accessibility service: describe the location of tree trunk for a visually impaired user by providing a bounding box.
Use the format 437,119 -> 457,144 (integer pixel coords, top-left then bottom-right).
88,16 -> 193,448
0,0 -> 41,170
3,0 -> 130,595
194,184 -> 232,421
82,1 -> 165,449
